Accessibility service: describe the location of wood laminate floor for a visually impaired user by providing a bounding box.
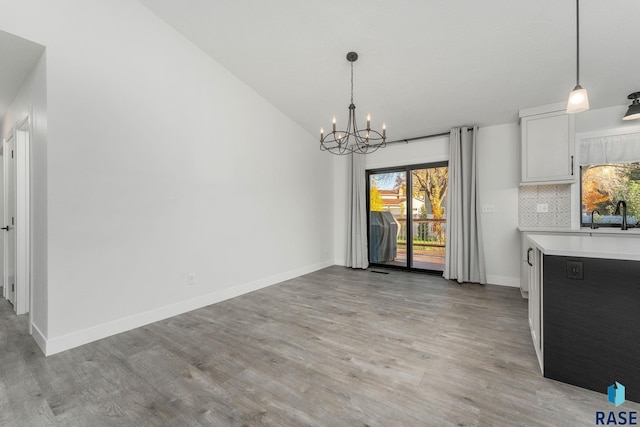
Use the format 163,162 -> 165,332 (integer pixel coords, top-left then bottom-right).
1,266 -> 635,426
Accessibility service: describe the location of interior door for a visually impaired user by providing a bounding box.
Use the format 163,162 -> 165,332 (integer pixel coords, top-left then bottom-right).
4,134 -> 16,307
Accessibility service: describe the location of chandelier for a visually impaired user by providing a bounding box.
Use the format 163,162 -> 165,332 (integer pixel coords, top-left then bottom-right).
320,52 -> 386,155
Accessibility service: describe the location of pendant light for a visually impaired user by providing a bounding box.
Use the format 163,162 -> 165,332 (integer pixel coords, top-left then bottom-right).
623,92 -> 640,121
566,0 -> 589,113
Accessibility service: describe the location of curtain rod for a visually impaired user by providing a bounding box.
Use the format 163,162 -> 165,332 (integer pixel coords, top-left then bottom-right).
385,127 -> 475,146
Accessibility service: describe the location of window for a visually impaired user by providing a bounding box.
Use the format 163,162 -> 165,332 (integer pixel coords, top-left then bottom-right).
580,162 -> 640,227
579,131 -> 640,228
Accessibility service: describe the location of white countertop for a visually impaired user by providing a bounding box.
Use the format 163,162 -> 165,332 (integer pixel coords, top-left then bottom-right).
527,234 -> 640,261
519,226 -> 640,235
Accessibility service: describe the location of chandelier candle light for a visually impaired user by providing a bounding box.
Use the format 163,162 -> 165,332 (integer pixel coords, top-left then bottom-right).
320,52 -> 386,154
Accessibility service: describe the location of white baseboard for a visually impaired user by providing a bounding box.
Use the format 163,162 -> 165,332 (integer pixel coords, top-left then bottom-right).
42,260 -> 334,356
31,322 -> 47,354
486,274 -> 520,288
335,260 -> 520,289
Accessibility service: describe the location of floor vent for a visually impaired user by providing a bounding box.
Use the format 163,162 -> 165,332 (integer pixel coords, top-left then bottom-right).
370,270 -> 389,275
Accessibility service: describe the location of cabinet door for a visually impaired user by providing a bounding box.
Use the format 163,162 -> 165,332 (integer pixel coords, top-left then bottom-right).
527,248 -> 537,339
528,247 -> 543,373
520,234 -> 530,293
521,111 -> 575,184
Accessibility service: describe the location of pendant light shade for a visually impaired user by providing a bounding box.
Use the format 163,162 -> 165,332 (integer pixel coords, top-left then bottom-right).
567,84 -> 589,113
623,92 -> 640,121
566,0 -> 589,114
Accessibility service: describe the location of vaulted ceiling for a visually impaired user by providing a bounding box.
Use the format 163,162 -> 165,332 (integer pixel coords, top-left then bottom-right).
0,30 -> 44,121
138,0 -> 640,141
2,3 -> 638,141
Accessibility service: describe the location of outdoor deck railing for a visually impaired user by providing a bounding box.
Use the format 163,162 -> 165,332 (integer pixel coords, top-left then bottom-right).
395,217 -> 446,249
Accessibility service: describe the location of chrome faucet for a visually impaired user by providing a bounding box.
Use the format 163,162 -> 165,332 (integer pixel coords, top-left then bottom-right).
614,200 -> 628,230
590,210 -> 600,229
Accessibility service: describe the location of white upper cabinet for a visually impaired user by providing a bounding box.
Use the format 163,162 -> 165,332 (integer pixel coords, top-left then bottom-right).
520,102 -> 576,185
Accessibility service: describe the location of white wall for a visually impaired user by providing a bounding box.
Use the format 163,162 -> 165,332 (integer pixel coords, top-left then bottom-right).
0,50 -> 48,336
365,137 -> 449,170
476,123 -> 520,287
333,136 -> 449,266
575,105 -> 640,135
0,0 -> 334,355
333,127 -> 522,287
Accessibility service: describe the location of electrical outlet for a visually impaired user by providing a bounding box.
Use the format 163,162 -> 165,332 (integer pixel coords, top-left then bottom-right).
566,261 -> 583,280
187,273 -> 196,286
536,203 -> 549,213
481,204 -> 496,213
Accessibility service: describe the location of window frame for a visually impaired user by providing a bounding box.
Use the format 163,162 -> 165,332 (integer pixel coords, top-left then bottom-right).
579,162 -> 640,228
366,161 -> 448,273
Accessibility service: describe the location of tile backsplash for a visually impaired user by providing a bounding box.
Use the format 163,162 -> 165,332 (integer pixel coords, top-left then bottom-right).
519,184 -> 572,228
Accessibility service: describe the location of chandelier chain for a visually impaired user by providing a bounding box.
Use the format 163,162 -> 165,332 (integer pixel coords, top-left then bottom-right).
350,61 -> 354,104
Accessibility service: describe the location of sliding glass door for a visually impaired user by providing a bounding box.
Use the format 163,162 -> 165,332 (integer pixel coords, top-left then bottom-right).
367,162 -> 448,272
410,165 -> 447,271
368,171 -> 407,268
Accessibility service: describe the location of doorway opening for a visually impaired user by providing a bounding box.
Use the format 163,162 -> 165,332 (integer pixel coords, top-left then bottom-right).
367,162 -> 448,273
2,116 -> 31,315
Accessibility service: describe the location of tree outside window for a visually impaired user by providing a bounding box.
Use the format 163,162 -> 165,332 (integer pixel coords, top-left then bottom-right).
581,162 -> 640,226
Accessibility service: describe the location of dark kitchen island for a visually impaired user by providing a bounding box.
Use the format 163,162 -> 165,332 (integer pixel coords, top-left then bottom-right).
526,234 -> 640,403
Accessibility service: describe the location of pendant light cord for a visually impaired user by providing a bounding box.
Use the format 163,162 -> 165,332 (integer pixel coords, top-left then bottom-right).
576,0 -> 580,85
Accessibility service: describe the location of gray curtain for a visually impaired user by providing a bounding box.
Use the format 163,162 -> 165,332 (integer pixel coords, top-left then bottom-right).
346,153 -> 369,269
443,126 -> 486,284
